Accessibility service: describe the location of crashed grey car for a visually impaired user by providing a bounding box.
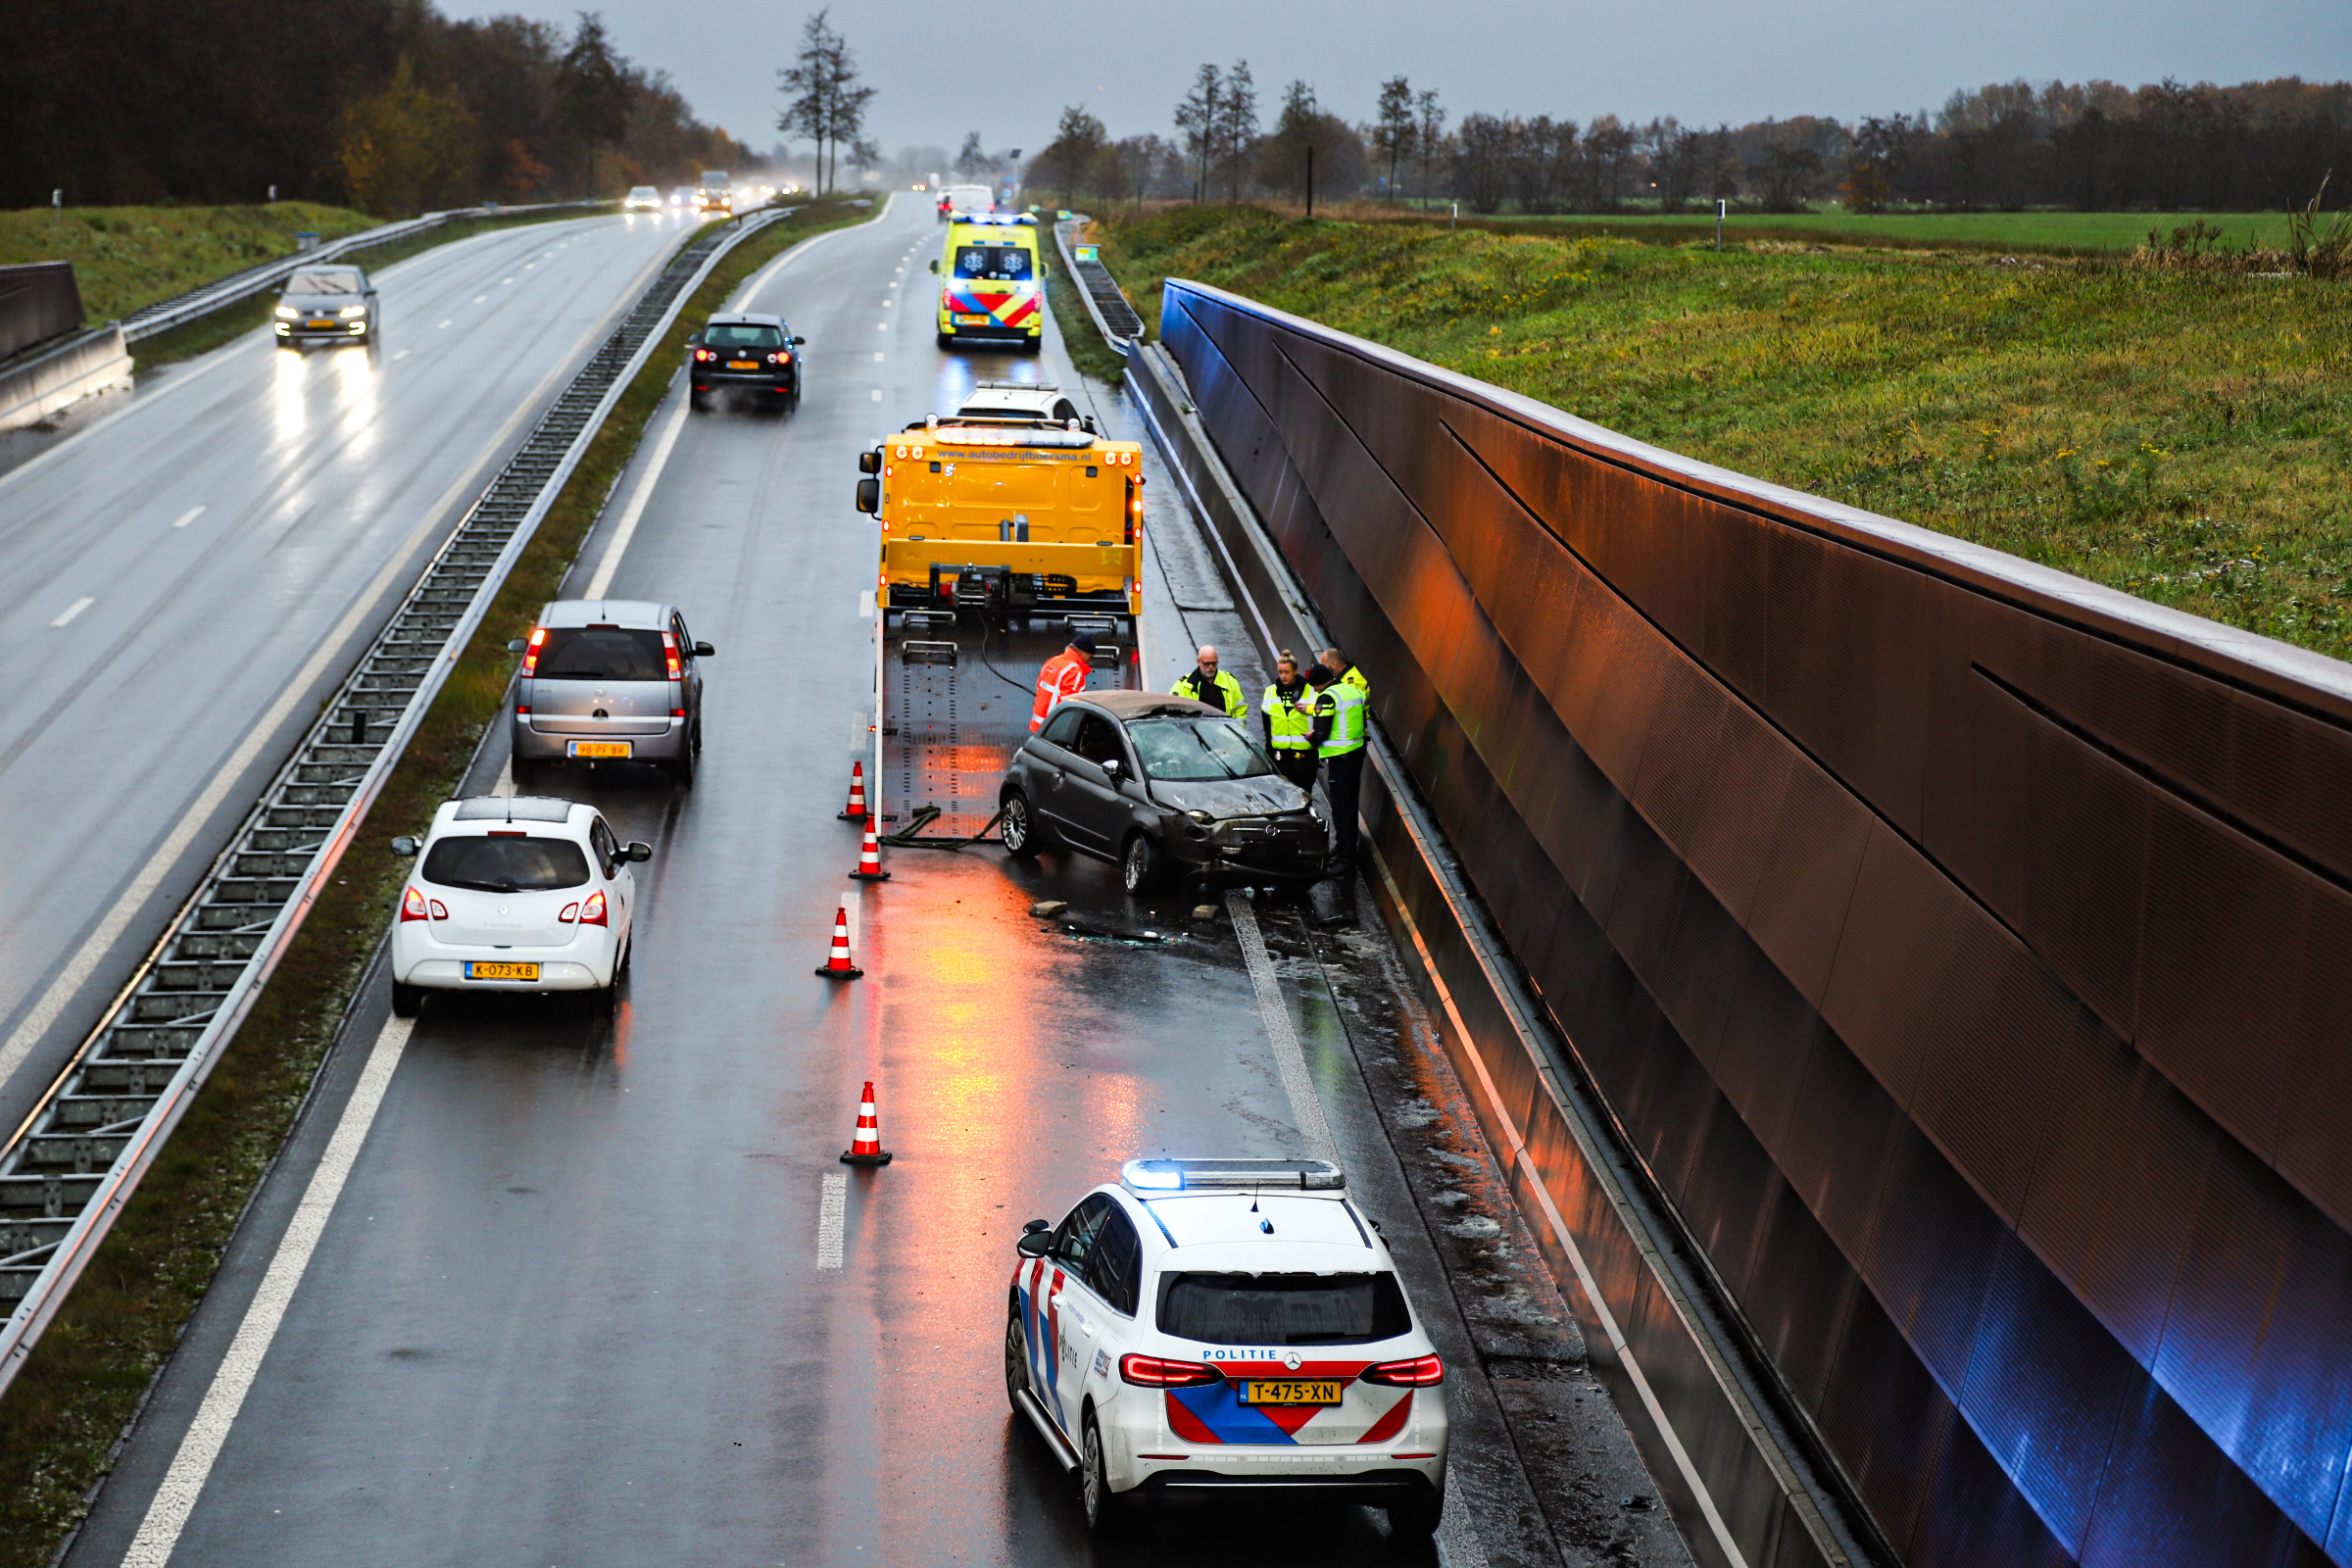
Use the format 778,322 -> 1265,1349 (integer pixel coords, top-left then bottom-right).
999,690 -> 1328,893
274,265 -> 378,347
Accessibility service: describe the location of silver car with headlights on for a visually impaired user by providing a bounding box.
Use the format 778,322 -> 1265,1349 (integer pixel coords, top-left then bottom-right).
274,264 -> 378,346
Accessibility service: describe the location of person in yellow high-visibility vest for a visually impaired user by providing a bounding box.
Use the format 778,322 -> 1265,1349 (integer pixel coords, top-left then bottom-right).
1320,647 -> 1369,703
1172,644 -> 1247,719
1259,650 -> 1317,792
1308,663 -> 1367,876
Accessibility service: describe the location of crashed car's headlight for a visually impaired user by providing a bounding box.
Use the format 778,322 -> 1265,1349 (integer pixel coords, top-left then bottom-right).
1186,809 -> 1211,823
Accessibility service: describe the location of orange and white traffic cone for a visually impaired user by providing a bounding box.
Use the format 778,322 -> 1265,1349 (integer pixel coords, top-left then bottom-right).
841,1080 -> 892,1165
814,901 -> 863,979
849,822 -> 891,881
838,760 -> 868,821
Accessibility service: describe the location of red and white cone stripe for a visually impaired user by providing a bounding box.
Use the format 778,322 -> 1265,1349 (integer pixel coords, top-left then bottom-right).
814,901 -> 862,978
842,1079 -> 891,1164
839,760 -> 868,821
849,823 -> 889,880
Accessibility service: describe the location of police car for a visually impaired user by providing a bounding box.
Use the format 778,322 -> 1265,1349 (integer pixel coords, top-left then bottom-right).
1004,1158 -> 1447,1538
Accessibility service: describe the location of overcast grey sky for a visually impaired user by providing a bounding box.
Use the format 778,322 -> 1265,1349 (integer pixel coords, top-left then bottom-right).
455,0 -> 2349,160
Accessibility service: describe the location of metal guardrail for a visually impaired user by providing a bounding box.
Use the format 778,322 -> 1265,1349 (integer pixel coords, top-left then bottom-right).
1052,218 -> 1144,348
0,206 -> 795,1396
118,200 -> 607,344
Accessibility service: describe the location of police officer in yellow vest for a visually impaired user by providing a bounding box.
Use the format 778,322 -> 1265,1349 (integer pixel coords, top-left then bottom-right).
1172,644 -> 1247,719
1260,650 -> 1317,792
1308,662 -> 1367,876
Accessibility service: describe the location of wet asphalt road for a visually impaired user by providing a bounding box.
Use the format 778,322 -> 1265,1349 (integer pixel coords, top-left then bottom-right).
61,196 -> 1691,1568
0,209 -> 698,1137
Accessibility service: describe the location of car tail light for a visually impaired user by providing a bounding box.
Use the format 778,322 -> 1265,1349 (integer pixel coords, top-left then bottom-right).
1119,1354 -> 1221,1389
694,348 -> 715,362
520,625 -> 547,676
670,708 -> 684,718
400,887 -> 429,922
559,903 -> 580,923
662,631 -> 683,680
1359,1353 -> 1445,1388
429,900 -> 448,920
579,890 -> 608,926
768,350 -> 792,364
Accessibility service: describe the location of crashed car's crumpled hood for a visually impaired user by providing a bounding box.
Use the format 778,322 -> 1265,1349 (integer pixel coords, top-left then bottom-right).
1146,775 -> 1310,818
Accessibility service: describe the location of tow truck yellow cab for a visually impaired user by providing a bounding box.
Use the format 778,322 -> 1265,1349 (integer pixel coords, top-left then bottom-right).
855,388 -> 1143,623
931,214 -> 1044,353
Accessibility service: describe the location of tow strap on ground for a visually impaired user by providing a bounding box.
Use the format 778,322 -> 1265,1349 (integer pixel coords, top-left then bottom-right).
880,804 -> 1003,849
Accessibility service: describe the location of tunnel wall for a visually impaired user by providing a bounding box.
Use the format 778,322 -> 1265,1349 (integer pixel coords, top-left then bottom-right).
1152,279 -> 2352,1568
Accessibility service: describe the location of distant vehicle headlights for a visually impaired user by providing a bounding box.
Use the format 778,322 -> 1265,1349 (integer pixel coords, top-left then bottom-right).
274,306 -> 298,318
339,305 -> 368,318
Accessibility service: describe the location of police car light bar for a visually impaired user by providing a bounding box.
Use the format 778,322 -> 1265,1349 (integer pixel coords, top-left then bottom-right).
1121,1158 -> 1347,1194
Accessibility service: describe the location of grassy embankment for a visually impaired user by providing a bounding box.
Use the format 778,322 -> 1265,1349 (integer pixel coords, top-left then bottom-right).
1086,205 -> 2352,660
1351,204 -> 2290,255
0,198 -> 876,1568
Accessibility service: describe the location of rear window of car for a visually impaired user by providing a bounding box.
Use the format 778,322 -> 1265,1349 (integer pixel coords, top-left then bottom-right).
1155,1271 -> 1411,1346
421,835 -> 590,892
954,244 -> 1032,280
1128,717 -> 1276,781
534,627 -> 667,680
285,270 -> 363,295
705,323 -> 782,349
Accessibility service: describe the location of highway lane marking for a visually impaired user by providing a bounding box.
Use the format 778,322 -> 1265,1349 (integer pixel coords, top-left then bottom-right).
436,319 -> 452,329
390,349 -> 411,362
49,597 -> 94,627
870,389 -> 882,402
873,352 -> 884,362
491,759 -> 515,797
1224,891 -> 1337,1164
877,321 -> 887,330
120,1014 -> 414,1568
817,1172 -> 847,1269
0,306 -> 616,1092
170,506 -> 206,530
472,296 -> 486,304
584,394 -> 690,601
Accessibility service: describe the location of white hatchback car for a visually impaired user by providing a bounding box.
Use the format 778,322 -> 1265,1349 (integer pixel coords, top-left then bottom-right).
1005,1159 -> 1448,1539
387,796 -> 648,1016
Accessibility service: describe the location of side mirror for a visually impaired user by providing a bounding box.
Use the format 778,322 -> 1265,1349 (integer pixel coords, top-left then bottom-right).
792,335 -> 807,345
1023,1218 -> 1052,1234
1016,1230 -> 1055,1258
855,477 -> 879,514
390,836 -> 418,857
1101,759 -> 1122,780
507,638 -> 527,654
693,640 -> 715,658
858,450 -> 881,474
927,258 -> 939,273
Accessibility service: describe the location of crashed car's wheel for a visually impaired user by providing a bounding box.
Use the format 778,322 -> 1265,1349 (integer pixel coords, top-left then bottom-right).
1000,792 -> 1045,857
1121,832 -> 1166,895
1386,1488 -> 1444,1543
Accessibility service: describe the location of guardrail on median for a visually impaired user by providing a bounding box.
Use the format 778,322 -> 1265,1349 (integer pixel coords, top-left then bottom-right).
0,207 -> 791,1397
1137,276 -> 2352,1568
1051,217 -> 1144,351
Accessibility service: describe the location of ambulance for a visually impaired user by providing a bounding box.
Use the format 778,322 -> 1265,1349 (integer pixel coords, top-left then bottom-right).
930,212 -> 1045,353
854,382 -> 1143,624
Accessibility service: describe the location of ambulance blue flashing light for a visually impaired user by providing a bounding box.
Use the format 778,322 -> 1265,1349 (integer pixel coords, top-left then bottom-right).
1120,1158 -> 1347,1194
958,212 -> 1038,226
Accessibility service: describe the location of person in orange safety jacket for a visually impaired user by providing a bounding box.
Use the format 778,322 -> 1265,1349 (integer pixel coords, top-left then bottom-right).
1030,629 -> 1098,732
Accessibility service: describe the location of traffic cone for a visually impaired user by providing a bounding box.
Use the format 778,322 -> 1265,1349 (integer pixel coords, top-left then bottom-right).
838,760 -> 868,821
814,901 -> 863,978
841,1080 -> 892,1165
849,823 -> 891,881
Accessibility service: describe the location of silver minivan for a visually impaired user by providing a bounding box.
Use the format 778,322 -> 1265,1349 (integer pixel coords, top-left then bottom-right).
509,600 -> 711,787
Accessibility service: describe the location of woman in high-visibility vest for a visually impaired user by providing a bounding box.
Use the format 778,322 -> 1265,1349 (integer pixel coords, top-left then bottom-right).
1260,650 -> 1317,791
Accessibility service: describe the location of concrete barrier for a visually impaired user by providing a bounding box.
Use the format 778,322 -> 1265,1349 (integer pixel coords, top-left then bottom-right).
0,325 -> 130,433
1136,277 -> 2352,1568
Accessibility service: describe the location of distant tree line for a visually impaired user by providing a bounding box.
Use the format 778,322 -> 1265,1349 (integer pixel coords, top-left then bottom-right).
1020,72 -> 2351,217
5,0 -> 750,214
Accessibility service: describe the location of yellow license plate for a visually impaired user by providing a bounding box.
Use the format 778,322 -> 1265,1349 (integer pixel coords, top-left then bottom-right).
465,961 -> 540,981
307,319 -> 333,328
954,313 -> 992,326
727,359 -> 757,368
1240,1380 -> 1343,1406
567,740 -> 632,759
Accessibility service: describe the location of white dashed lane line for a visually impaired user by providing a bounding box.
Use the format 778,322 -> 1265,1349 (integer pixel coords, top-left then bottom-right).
436,319 -> 452,329
49,596 -> 94,627
816,1173 -> 847,1270
170,506 -> 206,530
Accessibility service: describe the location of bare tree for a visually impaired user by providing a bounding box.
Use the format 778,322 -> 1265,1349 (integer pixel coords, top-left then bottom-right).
954,131 -> 988,180
776,9 -> 873,194
1214,60 -> 1257,200
1174,65 -> 1221,202
1035,104 -> 1107,204
1373,75 -> 1414,204
1415,89 -> 1446,206
557,12 -> 630,197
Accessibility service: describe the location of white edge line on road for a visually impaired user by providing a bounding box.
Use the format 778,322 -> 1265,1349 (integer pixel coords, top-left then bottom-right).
0,295 -> 620,1093
816,1172 -> 848,1269
120,1016 -> 414,1568
169,506 -> 205,530
1223,890 -> 1337,1164
49,597 -> 94,627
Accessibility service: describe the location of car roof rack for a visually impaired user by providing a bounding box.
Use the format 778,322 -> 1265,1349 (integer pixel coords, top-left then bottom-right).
1121,1158 -> 1347,1194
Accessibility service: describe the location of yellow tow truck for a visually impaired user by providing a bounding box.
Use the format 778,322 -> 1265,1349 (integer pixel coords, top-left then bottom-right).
855,383 -> 1143,625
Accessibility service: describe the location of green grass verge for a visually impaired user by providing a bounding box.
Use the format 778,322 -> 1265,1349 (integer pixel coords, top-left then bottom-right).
1092,205 -> 2352,660
127,207 -> 611,374
0,197 -> 875,1568
0,204 -> 381,322
1363,201 -> 2295,255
